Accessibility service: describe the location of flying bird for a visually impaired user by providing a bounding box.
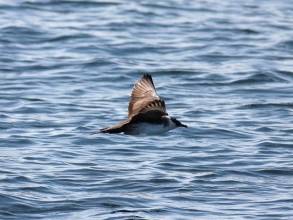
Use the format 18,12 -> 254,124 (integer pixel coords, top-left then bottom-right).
91,74 -> 187,135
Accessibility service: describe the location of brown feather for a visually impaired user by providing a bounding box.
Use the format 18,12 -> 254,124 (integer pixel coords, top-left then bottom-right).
128,74 -> 161,116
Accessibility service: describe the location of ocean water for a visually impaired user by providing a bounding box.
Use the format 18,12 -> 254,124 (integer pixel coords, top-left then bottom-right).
1,0 -> 293,219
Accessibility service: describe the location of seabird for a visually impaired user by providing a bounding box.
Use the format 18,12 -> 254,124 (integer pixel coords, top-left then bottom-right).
91,74 -> 187,135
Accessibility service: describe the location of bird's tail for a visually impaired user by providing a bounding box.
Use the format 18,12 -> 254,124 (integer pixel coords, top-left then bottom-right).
90,125 -> 125,135
90,118 -> 129,135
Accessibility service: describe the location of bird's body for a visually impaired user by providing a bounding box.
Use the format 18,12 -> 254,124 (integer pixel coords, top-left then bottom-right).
120,116 -> 177,135
91,74 -> 187,135
125,122 -> 175,135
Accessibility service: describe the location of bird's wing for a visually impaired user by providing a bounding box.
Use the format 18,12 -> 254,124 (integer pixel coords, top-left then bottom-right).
129,99 -> 168,124
128,74 -> 161,116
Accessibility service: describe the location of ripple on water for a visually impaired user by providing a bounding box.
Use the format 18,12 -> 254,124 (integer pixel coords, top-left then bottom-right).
1,0 -> 293,219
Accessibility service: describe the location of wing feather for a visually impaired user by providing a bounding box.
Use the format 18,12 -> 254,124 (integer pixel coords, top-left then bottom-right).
128,74 -> 161,116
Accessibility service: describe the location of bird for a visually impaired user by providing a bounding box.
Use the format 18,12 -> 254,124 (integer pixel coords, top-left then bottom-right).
91,74 -> 187,135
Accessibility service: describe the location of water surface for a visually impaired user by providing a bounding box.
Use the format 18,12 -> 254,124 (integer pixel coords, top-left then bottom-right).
1,0 -> 293,219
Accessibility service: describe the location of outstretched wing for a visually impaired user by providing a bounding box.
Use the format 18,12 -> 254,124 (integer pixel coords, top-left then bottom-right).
128,74 -> 161,116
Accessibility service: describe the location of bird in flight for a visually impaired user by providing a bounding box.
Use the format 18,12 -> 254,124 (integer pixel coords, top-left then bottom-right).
91,74 -> 187,135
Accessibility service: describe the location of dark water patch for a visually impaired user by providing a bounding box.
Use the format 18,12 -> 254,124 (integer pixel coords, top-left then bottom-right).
0,121 -> 12,130
141,69 -> 195,77
238,102 -> 293,110
1,26 -> 44,37
255,126 -> 276,132
256,169 -> 293,176
1,175 -> 34,185
75,135 -> 124,146
81,57 -> 117,68
101,202 -> 121,209
235,28 -> 260,35
143,2 -> 205,12
47,33 -> 95,43
257,141 -> 293,149
3,201 -> 84,217
23,0 -> 121,10
23,156 -> 51,162
1,138 -> 35,147
111,208 -> 162,214
1,27 -> 47,45
275,70 -> 293,82
230,72 -> 288,85
149,177 -> 180,184
208,128 -> 250,139
13,106 -> 43,114
280,128 -> 293,134
198,53 -> 250,63
18,185 -> 52,194
102,147 -> 143,157
21,97 -> 46,102
276,39 -> 293,51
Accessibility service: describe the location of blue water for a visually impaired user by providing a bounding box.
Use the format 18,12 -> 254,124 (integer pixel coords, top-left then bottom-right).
1,0 -> 293,219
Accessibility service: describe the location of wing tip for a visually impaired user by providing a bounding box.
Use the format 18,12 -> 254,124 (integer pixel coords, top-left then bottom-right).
142,74 -> 154,88
143,73 -> 152,79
